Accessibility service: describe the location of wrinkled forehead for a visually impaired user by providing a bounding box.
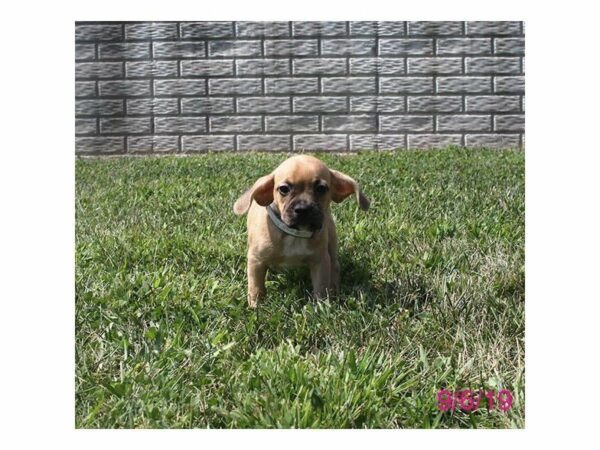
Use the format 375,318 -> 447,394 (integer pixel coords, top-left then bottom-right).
273,157 -> 330,185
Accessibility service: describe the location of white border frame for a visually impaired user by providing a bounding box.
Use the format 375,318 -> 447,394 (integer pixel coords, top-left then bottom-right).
2,0 -> 599,447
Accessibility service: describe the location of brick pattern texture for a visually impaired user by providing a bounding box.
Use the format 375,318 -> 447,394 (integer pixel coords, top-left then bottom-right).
75,21 -> 525,154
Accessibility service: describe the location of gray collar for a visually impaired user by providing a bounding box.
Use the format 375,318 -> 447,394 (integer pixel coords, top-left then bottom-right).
266,204 -> 316,239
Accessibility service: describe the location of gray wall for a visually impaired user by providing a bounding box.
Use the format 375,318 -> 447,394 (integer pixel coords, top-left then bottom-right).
75,21 -> 524,154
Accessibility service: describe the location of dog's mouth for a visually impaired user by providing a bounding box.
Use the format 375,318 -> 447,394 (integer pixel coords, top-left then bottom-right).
284,212 -> 323,232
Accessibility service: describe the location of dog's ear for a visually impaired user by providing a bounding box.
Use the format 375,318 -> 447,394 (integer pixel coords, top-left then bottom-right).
329,169 -> 370,211
233,173 -> 275,215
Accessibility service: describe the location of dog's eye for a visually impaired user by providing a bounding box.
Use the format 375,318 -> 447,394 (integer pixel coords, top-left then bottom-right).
315,184 -> 328,195
278,185 -> 290,196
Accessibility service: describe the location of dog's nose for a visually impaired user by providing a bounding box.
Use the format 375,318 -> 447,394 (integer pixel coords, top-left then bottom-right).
293,203 -> 314,215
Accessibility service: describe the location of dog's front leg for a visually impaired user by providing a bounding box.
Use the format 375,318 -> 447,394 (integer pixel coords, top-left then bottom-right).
328,226 -> 340,294
247,255 -> 267,308
310,253 -> 331,300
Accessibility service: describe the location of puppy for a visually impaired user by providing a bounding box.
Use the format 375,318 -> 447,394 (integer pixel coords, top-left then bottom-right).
233,155 -> 369,308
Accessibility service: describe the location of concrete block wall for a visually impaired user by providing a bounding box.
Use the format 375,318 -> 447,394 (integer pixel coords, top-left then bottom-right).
75,21 -> 524,154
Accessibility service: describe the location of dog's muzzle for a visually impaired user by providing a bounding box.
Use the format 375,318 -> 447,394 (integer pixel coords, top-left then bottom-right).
286,201 -> 323,231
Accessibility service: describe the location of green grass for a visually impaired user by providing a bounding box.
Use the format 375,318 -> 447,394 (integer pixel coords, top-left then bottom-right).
75,148 -> 524,428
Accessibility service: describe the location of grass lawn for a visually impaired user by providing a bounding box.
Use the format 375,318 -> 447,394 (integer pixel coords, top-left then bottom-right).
75,148 -> 524,428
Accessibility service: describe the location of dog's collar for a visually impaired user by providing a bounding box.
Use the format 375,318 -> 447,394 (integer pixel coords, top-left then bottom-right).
266,204 -> 317,239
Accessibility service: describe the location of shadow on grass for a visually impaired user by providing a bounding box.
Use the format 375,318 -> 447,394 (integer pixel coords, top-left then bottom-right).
246,271 -> 433,355
337,254 -> 433,314
241,251 -> 435,351
257,252 -> 432,315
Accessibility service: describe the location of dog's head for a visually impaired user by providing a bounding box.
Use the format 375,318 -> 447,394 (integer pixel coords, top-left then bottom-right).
233,155 -> 370,231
